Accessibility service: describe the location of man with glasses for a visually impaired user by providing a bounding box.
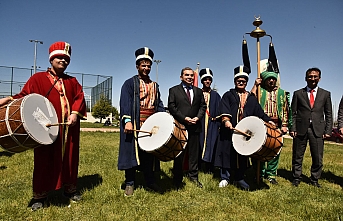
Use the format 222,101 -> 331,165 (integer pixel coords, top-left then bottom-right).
214,65 -> 270,190
290,67 -> 332,188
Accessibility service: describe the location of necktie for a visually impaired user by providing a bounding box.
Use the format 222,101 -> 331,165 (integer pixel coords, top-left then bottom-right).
310,89 -> 315,108
186,87 -> 191,103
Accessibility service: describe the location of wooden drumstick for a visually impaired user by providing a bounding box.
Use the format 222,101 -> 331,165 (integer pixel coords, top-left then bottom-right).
232,128 -> 251,138
46,123 -> 69,127
130,129 -> 152,135
129,126 -> 159,135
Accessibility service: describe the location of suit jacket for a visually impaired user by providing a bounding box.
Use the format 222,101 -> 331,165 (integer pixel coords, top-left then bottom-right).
290,87 -> 332,137
168,83 -> 206,133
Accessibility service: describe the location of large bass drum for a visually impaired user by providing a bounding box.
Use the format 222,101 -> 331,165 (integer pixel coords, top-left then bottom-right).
138,112 -> 187,162
0,93 -> 59,153
232,116 -> 283,162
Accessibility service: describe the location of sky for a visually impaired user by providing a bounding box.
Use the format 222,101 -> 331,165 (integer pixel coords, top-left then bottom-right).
1,0 -> 343,118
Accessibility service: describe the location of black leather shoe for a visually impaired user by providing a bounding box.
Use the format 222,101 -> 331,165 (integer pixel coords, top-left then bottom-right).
63,192 -> 82,202
268,178 -> 278,185
31,198 -> 47,212
292,179 -> 301,187
190,179 -> 203,188
311,181 -> 321,188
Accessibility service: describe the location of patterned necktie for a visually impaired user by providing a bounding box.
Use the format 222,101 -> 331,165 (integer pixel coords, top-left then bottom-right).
310,89 -> 315,108
186,87 -> 191,103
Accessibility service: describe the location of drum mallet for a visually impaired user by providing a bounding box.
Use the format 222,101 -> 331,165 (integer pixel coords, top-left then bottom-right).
130,126 -> 159,135
132,129 -> 152,135
232,128 -> 251,138
46,123 -> 69,127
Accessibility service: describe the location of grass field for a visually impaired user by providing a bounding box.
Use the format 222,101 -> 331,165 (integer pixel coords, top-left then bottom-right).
1,132 -> 342,220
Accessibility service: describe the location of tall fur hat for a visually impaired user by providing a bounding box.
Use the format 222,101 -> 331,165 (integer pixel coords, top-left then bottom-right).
234,65 -> 250,80
49,42 -> 71,61
135,47 -> 154,64
199,68 -> 213,82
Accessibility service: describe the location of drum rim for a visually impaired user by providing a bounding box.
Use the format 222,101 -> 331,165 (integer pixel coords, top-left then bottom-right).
21,93 -> 59,145
138,112 -> 175,152
2,97 -> 35,151
232,116 -> 267,156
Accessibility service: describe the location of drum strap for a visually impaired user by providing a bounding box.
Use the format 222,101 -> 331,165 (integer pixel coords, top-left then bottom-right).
45,75 -> 60,98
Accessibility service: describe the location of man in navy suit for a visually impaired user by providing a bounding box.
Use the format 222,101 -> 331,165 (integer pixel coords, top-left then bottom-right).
290,67 -> 332,188
168,67 -> 206,188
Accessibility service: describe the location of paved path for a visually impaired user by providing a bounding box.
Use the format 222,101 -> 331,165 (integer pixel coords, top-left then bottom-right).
80,127 -> 119,132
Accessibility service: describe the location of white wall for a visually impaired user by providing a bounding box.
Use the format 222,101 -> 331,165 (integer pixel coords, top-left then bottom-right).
84,112 -> 112,123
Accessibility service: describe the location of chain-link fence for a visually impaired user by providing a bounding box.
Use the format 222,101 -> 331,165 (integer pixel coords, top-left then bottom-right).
0,65 -> 112,111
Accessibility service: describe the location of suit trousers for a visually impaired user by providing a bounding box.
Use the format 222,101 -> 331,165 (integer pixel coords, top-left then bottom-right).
173,132 -> 200,182
292,125 -> 324,181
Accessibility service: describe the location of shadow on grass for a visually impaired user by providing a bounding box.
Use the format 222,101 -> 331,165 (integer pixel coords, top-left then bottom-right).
278,168 -> 311,185
0,151 -> 15,171
27,173 -> 103,209
130,170 -> 175,193
277,168 -> 293,182
321,170 -> 343,189
277,168 -> 312,184
77,173 -> 103,192
277,168 -> 342,187
244,167 -> 270,191
0,151 -> 15,157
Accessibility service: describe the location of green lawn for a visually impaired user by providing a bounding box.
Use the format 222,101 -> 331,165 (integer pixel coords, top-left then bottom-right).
1,133 -> 342,220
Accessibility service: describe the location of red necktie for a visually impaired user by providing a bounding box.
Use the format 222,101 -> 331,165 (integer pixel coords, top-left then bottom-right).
186,87 -> 191,103
310,89 -> 315,108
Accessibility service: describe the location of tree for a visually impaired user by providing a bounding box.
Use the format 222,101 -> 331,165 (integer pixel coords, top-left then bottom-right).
92,94 -> 112,123
111,106 -> 120,121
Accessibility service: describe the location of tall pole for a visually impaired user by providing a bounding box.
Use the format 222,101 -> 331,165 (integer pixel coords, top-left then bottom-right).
29,40 -> 43,74
246,16 -> 268,102
196,62 -> 200,73
153,60 -> 161,83
245,16 -> 269,185
257,38 -> 261,81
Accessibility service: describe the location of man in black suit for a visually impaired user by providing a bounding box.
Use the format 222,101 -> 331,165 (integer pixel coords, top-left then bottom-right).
290,67 -> 332,188
168,67 -> 206,188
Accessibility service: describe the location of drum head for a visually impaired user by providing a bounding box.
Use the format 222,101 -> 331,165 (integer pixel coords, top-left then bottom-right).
21,94 -> 59,145
232,116 -> 266,156
138,112 -> 174,152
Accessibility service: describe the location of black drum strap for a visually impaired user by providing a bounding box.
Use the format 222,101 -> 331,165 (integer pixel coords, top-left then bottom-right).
45,76 -> 60,98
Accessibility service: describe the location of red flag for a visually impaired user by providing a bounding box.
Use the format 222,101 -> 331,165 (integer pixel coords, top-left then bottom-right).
193,63 -> 200,87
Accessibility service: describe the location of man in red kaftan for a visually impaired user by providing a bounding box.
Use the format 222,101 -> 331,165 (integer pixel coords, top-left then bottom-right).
0,42 -> 86,211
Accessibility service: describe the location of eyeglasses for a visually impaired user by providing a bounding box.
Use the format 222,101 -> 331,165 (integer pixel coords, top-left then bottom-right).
236,80 -> 247,84
55,56 -> 70,62
307,75 -> 319,79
